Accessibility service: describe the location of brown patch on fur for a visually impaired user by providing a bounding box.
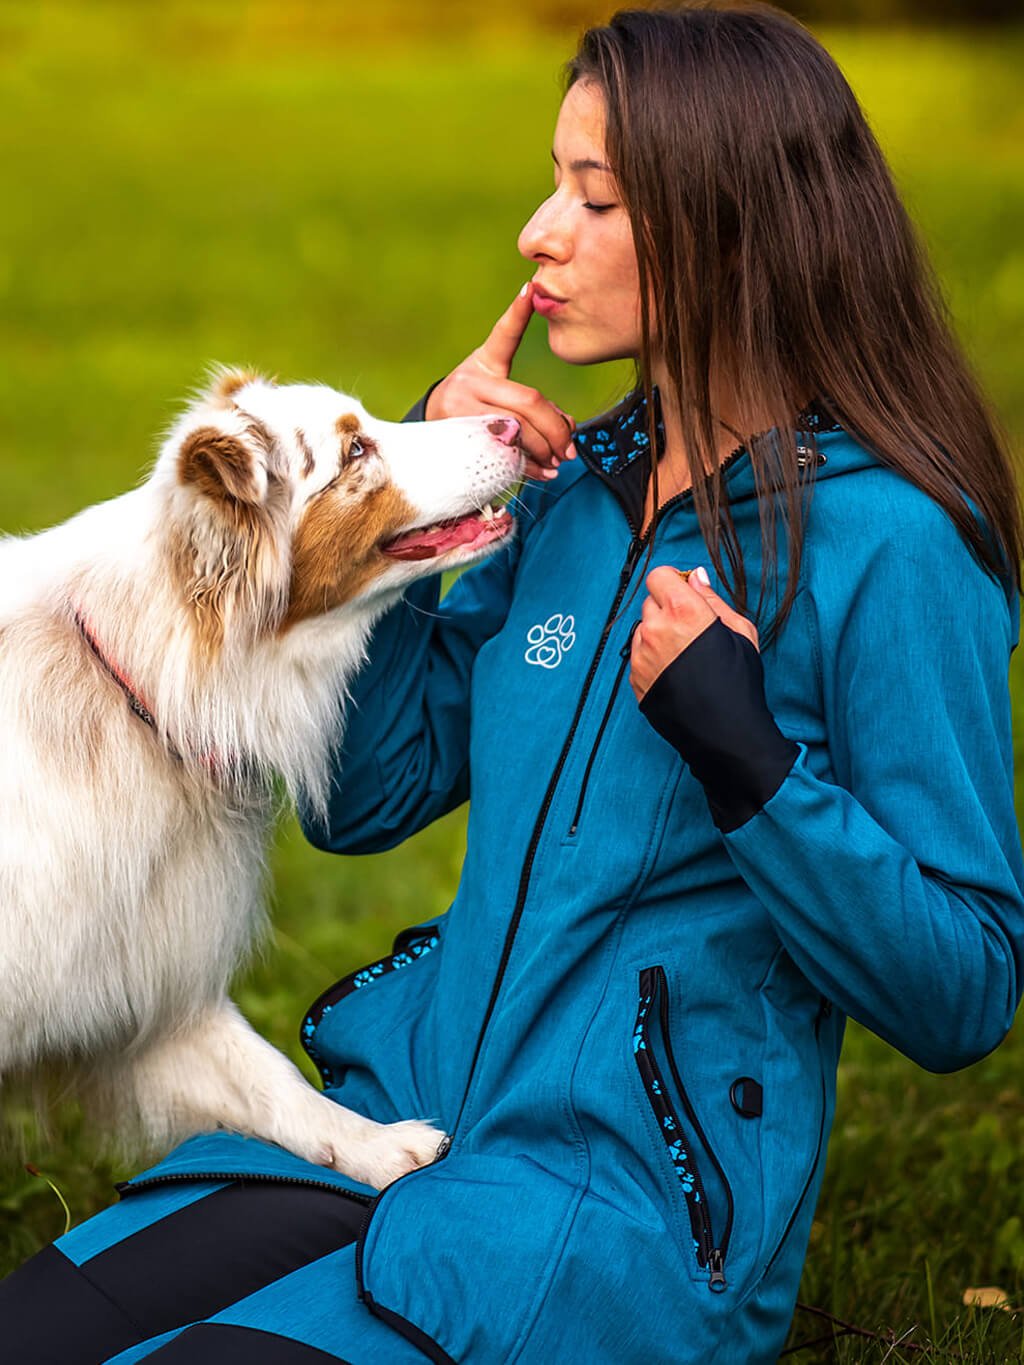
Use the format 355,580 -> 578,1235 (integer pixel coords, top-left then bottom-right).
166,524 -> 227,660
179,427 -> 263,507
295,429 -> 315,478
172,433 -> 289,660
210,368 -> 263,406
282,482 -> 417,628
334,415 -> 378,469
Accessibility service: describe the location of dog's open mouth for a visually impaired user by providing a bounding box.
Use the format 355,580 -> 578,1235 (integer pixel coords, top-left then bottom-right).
381,497 -> 514,562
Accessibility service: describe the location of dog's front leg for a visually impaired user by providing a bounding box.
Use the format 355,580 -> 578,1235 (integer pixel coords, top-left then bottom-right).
121,999 -> 444,1190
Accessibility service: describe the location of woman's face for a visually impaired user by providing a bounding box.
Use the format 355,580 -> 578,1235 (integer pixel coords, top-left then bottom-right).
518,81 -> 642,366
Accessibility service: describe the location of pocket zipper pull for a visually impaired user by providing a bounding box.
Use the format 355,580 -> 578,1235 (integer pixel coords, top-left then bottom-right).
708,1248 -> 727,1293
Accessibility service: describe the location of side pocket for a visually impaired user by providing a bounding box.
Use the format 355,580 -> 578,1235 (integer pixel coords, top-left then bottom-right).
633,965 -> 733,1293
760,996 -> 829,1279
301,922 -> 441,1087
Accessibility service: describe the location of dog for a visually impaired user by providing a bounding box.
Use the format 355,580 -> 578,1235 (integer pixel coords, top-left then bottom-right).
0,368 -> 521,1189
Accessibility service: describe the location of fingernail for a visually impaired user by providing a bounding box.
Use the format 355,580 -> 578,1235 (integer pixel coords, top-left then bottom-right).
564,443 -> 576,459
694,565 -> 711,586
519,282 -> 530,298
542,467 -> 559,480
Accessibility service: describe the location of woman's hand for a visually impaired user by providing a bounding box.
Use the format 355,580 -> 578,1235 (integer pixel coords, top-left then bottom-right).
631,565 -> 795,833
629,566 -> 759,702
425,284 -> 576,481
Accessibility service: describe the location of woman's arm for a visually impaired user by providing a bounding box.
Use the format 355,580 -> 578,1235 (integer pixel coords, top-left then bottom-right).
637,497 -> 1024,1072
301,529 -> 519,856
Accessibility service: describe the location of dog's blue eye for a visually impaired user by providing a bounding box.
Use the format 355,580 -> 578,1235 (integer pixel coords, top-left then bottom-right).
349,437 -> 364,459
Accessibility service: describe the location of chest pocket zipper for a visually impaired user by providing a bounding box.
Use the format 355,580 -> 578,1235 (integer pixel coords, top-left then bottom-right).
634,965 -> 733,1292
567,626 -> 638,838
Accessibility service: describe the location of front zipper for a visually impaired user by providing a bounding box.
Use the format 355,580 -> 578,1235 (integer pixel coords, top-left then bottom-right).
445,532 -> 646,1139
432,474 -> 699,1151
634,965 -> 733,1292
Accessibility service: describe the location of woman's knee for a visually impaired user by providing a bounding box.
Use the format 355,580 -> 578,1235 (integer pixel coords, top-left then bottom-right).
0,1243 -> 143,1364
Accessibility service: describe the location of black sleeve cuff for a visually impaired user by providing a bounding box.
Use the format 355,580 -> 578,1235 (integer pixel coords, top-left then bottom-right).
638,619 -> 799,833
402,380 -> 444,424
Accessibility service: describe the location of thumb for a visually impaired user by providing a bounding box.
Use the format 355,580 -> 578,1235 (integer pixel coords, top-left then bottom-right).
686,565 -> 760,649
686,565 -> 727,608
476,283 -> 536,378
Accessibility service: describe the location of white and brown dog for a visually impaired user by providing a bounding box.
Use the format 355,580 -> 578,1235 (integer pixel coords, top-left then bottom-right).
0,369 -> 521,1188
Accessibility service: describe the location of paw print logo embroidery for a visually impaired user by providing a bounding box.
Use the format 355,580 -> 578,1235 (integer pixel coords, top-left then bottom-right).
524,614 -> 576,669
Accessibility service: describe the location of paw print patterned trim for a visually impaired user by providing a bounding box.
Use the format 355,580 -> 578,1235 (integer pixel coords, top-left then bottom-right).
524,614 -> 576,669
574,389 -> 842,477
573,396 -> 663,476
633,966 -> 731,1284
301,925 -> 440,1085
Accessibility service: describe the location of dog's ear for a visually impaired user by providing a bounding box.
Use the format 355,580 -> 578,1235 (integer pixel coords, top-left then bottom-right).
178,426 -> 268,507
205,366 -> 267,409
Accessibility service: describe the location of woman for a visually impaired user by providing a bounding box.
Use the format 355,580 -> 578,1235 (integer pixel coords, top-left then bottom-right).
4,5 -> 1023,1362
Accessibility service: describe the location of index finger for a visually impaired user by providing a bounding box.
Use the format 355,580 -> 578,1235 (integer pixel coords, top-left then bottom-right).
476,284 -> 536,378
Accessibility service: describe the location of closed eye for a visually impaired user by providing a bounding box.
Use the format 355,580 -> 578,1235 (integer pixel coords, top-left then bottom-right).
583,202 -> 616,214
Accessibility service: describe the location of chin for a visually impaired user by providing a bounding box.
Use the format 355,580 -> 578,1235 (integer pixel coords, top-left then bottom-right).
544,321 -> 638,368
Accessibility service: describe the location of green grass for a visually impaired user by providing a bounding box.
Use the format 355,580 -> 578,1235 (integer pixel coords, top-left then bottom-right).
1,8 -> 1024,1358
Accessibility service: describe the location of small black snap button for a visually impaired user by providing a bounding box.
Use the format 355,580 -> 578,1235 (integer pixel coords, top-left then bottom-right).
730,1077 -> 763,1118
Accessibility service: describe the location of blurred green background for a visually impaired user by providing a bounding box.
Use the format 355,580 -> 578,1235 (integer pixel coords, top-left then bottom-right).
2,3 -> 1023,1359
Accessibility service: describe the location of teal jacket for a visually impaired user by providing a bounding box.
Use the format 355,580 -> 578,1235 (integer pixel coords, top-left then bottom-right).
122,393 -> 1024,1363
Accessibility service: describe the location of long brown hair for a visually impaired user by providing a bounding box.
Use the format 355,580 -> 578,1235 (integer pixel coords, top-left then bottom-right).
568,2 -> 1022,646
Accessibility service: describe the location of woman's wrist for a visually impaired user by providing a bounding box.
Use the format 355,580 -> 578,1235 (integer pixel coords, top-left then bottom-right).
638,619 -> 798,832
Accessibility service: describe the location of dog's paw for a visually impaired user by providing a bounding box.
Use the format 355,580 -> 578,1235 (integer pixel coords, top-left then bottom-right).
307,1115 -> 446,1190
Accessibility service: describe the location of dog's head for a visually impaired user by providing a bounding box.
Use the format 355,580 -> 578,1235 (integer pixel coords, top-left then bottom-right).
155,368 -> 523,651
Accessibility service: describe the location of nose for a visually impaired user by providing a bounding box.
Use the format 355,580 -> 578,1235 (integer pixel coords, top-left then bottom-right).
518,193 -> 570,265
488,417 -> 520,446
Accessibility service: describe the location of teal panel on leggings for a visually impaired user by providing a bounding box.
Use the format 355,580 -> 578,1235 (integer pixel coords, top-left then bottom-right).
103,1326 -> 187,1363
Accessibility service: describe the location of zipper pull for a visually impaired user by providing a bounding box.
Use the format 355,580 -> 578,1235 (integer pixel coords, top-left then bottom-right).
619,537 -> 643,588
435,1134 -> 453,1161
707,1247 -> 727,1293
621,619 -> 641,659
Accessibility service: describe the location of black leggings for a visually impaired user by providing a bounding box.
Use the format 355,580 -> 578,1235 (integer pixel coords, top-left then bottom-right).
0,1182 -> 365,1364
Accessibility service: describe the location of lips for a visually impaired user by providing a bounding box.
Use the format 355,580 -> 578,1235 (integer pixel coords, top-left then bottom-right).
532,285 -> 567,318
381,500 -> 514,561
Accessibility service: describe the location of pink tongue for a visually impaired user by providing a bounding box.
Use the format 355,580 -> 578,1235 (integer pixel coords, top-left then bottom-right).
384,512 -> 487,561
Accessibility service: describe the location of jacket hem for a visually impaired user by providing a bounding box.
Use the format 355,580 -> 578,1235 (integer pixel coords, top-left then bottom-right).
361,1292 -> 456,1364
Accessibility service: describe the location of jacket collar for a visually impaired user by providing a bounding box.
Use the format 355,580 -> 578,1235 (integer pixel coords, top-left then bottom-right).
573,387 -> 844,481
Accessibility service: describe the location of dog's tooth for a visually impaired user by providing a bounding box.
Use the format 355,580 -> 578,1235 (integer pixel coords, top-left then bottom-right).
481,503 -> 494,521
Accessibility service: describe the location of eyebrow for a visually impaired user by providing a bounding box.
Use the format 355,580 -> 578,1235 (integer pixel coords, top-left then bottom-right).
551,150 -> 613,173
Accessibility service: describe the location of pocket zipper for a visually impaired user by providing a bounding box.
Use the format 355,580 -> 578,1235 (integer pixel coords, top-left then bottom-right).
761,995 -> 830,1279
117,1170 -> 373,1203
567,629 -> 636,837
634,965 -> 733,1292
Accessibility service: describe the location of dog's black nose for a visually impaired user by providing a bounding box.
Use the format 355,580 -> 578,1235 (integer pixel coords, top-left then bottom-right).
487,417 -> 520,446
